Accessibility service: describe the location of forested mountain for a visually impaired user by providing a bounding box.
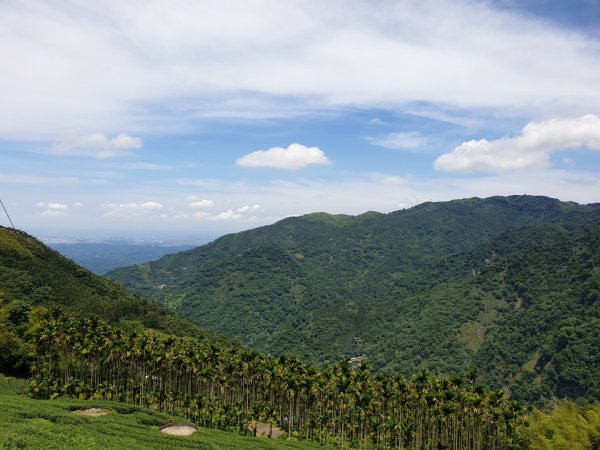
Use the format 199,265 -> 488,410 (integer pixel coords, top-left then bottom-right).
0,226 -> 223,361
108,196 -> 600,403
0,225 -> 526,449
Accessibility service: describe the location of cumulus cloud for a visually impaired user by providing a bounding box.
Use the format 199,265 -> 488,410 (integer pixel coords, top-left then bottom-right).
196,204 -> 259,221
102,201 -> 162,217
53,129 -> 143,159
236,143 -> 331,169
237,204 -> 260,213
140,201 -> 162,209
188,198 -> 215,209
37,201 -> 69,216
47,203 -> 68,210
212,210 -> 241,221
367,132 -> 427,150
434,115 -> 600,172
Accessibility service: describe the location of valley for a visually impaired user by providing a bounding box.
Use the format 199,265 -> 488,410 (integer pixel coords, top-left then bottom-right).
2,195 -> 600,449
108,196 -> 600,405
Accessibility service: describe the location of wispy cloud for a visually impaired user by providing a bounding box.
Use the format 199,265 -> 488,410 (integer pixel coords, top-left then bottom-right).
53,129 -> 143,159
367,132 -> 427,150
2,1 -> 600,137
187,197 -> 215,209
102,201 -> 163,217
121,162 -> 170,171
236,143 -> 331,170
435,115 -> 600,172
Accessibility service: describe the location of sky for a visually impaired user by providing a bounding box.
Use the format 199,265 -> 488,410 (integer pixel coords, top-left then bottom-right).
1,0 -> 600,241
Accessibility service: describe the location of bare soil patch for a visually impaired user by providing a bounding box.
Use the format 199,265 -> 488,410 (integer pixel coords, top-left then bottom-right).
159,424 -> 198,436
74,408 -> 109,417
248,422 -> 286,438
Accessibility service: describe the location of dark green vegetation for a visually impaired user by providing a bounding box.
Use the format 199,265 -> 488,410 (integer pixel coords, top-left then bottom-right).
49,242 -> 195,275
1,223 -> 526,449
0,375 -> 323,450
24,310 -> 524,449
108,196 -> 600,404
0,226 -> 224,377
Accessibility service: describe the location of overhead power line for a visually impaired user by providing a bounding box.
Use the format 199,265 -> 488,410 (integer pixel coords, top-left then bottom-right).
0,198 -> 16,229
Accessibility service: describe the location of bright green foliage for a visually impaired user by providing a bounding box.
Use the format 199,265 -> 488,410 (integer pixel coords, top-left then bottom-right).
0,375 -> 323,450
108,196 -> 600,403
525,401 -> 600,450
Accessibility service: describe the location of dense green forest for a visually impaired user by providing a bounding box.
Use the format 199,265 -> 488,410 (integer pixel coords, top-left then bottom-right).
0,226 -> 527,448
108,196 -> 600,404
3,305 -> 525,449
0,225 -> 225,376
1,200 -> 600,448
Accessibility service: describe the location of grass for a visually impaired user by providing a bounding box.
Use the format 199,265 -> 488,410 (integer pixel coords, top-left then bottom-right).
0,375 -> 324,450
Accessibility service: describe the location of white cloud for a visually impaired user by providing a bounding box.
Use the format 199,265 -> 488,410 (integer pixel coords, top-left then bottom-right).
41,209 -> 65,217
434,115 -> 600,172
380,176 -> 408,186
102,201 -> 162,217
121,162 -> 170,170
52,129 -> 143,159
189,199 -> 215,209
236,143 -> 331,169
367,132 -> 427,150
212,210 -> 241,221
140,201 -> 162,209
37,201 -> 68,216
103,201 -> 161,210
5,1 -> 598,137
47,202 -> 69,210
369,118 -> 386,126
237,204 -> 260,213
72,202 -> 83,207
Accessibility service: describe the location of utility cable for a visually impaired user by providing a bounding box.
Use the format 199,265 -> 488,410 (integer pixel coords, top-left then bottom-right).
0,198 -> 16,229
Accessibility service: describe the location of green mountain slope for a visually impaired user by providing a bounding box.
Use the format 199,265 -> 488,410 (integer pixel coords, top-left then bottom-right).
1,227 -> 525,449
108,196 -> 600,403
0,226 -> 224,366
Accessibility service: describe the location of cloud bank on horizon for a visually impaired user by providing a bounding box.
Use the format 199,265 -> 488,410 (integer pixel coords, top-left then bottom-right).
1,0 -> 599,237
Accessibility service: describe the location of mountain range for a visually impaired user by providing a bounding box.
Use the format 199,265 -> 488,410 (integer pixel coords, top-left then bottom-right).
108,195 -> 600,403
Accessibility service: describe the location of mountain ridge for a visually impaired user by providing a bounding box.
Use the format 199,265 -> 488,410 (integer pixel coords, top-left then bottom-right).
108,195 -> 600,402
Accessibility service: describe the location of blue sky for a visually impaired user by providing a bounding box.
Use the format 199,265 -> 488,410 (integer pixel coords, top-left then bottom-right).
1,0 -> 600,241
